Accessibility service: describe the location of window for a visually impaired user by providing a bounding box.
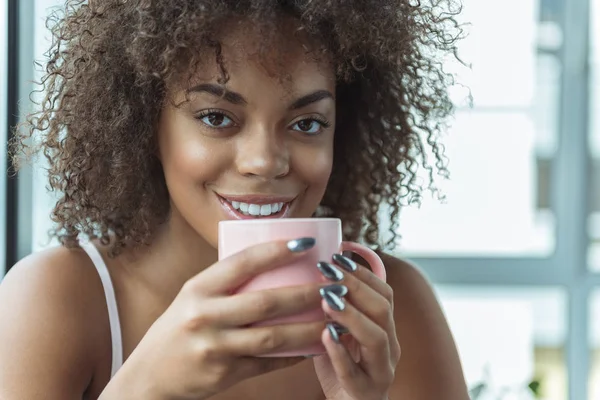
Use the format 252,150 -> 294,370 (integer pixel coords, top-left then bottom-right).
0,0 -> 8,278
29,0 -> 61,252
589,290 -> 600,399
397,0 -> 591,399
588,0 -> 600,272
439,286 -> 566,400
588,2 -> 600,396
398,0 -> 558,257
6,0 -> 597,399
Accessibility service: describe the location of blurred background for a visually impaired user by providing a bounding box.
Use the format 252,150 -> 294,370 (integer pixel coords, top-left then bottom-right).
1,0 -> 599,399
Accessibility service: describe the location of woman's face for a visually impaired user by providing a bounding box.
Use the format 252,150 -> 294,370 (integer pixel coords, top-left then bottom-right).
157,22 -> 336,248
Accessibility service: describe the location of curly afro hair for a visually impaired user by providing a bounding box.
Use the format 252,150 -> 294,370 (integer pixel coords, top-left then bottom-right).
12,0 -> 463,256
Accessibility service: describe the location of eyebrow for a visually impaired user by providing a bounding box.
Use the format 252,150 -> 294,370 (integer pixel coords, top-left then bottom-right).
187,83 -> 247,105
187,83 -> 334,110
289,90 -> 334,110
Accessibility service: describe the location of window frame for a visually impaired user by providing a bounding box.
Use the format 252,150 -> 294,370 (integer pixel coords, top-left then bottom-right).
404,0 -> 593,398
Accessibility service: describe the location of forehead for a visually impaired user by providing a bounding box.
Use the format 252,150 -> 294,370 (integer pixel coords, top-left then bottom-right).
172,18 -> 336,98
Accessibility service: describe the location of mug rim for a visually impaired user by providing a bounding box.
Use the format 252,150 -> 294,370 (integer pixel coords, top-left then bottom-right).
219,217 -> 341,226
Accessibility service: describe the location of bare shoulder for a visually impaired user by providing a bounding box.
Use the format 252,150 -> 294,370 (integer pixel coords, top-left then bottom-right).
379,253 -> 470,400
0,246 -> 109,399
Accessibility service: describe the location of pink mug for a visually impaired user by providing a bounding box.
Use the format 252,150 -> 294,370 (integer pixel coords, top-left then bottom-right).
218,218 -> 386,357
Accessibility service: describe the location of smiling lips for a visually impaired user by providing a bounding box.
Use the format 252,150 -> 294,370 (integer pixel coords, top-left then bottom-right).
217,193 -> 294,219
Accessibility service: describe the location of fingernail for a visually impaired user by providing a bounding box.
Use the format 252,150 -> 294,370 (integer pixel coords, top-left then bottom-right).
320,284 -> 348,298
332,254 -> 357,272
320,288 -> 346,311
331,322 -> 349,335
317,261 -> 344,282
327,323 -> 341,344
287,237 -> 316,252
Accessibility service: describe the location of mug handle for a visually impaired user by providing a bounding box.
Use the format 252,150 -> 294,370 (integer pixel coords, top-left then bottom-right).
341,241 -> 387,282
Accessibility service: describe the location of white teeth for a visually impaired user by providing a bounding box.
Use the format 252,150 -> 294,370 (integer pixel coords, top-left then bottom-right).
248,204 -> 261,216
227,200 -> 287,217
260,204 -> 272,216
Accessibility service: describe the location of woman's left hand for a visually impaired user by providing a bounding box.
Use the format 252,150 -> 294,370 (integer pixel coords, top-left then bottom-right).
312,254 -> 401,400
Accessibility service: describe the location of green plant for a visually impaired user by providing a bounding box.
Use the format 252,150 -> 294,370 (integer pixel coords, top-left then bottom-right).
469,372 -> 541,400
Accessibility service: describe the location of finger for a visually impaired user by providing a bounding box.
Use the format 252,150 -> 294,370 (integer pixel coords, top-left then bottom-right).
343,335 -> 362,363
332,254 -> 393,306
223,321 -> 326,356
321,326 -> 367,389
325,257 -> 399,356
318,261 -> 394,334
327,325 -> 364,363
188,238 -> 316,295
209,284 -> 324,327
322,297 -> 391,379
233,355 -> 307,382
321,273 -> 392,329
329,256 -> 400,360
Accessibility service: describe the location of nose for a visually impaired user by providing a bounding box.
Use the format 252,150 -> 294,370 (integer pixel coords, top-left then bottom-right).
235,126 -> 290,180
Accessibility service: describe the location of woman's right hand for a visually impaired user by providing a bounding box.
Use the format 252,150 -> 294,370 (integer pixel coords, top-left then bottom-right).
104,238 -> 323,400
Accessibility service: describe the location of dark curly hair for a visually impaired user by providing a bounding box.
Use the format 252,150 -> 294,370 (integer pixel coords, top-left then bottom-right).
11,0 -> 463,256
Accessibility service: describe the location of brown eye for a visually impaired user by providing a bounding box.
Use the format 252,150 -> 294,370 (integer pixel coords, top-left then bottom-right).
196,111 -> 235,128
297,120 -> 314,131
207,114 -> 225,126
291,118 -> 326,135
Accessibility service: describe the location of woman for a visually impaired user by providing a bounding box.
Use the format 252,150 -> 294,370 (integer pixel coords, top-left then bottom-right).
0,1 -> 469,399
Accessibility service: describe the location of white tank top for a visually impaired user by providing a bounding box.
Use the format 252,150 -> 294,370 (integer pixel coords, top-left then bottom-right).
80,241 -> 123,379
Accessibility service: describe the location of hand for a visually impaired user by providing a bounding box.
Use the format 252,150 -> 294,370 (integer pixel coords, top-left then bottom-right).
112,238 -> 325,400
313,254 -> 401,400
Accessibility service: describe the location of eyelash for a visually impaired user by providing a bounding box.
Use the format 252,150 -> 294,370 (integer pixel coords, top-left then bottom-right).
194,109 -> 237,128
299,116 -> 331,130
194,110 -> 331,135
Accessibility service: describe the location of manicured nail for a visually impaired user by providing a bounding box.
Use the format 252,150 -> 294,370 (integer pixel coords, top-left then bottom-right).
321,288 -> 346,311
320,284 -> 348,298
317,262 -> 344,282
332,254 -> 357,272
327,323 -> 341,344
287,238 -> 316,252
331,322 -> 349,335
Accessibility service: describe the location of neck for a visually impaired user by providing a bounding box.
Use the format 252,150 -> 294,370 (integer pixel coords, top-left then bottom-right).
119,206 -> 218,303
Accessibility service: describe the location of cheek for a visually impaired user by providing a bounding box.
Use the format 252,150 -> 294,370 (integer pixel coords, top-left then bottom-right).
292,146 -> 333,217
293,144 -> 333,191
159,120 -> 229,187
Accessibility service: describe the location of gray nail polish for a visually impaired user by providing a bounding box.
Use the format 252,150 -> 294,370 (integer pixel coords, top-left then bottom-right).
287,237 -> 316,252
331,322 -> 349,335
317,262 -> 344,281
321,289 -> 346,311
332,254 -> 357,272
327,323 -> 341,343
320,284 -> 348,298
